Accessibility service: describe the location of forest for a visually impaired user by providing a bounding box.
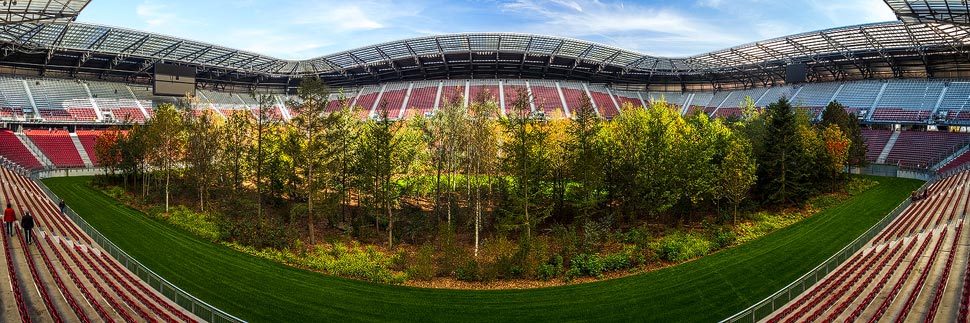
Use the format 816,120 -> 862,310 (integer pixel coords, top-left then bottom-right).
92,79 -> 868,284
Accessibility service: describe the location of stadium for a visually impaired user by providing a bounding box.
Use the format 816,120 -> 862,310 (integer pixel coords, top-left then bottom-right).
0,0 -> 970,322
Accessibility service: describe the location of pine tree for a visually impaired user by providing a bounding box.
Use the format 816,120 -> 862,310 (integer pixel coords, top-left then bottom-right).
757,97 -> 809,206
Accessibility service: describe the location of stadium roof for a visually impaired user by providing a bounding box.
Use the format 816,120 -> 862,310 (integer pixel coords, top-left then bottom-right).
0,0 -> 89,26
0,1 -> 968,89
885,0 -> 970,25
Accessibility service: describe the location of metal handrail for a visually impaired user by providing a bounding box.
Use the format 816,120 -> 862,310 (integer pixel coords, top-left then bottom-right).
719,180 -> 925,323
31,178 -> 246,323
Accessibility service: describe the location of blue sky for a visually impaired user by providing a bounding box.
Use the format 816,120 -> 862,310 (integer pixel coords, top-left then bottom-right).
76,0 -> 897,60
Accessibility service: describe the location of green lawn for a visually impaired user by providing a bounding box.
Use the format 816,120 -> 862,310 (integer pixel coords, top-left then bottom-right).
44,175 -> 922,323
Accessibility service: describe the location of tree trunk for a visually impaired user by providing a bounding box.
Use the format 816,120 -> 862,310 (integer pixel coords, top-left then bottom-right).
165,168 -> 170,213
308,164 -> 315,245
387,203 -> 393,248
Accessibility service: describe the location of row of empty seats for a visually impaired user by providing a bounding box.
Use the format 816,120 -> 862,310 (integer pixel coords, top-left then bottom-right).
767,169 -> 970,322
0,166 -> 200,322
7,75 -> 970,123
886,131 -> 970,168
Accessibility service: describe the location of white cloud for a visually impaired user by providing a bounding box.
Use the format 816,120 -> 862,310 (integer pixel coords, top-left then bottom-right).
808,0 -> 897,24
499,0 -> 747,56
696,0 -> 724,8
135,2 -> 173,28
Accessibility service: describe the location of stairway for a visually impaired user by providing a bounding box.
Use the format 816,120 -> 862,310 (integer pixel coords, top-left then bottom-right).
69,133 -> 94,167
876,131 -> 900,164
15,132 -> 53,168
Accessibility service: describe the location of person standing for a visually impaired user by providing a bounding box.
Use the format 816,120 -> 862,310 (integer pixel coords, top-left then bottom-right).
21,211 -> 33,244
3,203 -> 15,236
58,199 -> 66,213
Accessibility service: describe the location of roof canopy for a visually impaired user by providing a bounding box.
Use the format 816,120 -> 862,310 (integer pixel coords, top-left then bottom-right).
885,0 -> 970,25
0,0 -> 88,26
0,1 -> 968,89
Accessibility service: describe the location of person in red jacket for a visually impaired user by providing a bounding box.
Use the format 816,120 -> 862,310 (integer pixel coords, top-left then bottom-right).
3,203 -> 14,236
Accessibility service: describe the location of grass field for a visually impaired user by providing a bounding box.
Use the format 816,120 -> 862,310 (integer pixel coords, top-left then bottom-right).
44,175 -> 922,323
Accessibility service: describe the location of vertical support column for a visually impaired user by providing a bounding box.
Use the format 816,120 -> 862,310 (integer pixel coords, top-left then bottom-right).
499,80 -> 507,117
525,81 -> 536,113
464,80 -> 471,109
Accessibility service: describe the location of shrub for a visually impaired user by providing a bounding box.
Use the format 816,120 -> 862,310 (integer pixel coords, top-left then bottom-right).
224,240 -> 408,284
455,259 -> 481,282
650,231 -> 715,263
165,205 -> 222,241
708,226 -> 737,249
407,244 -> 436,281
602,252 -> 631,272
570,253 -> 605,279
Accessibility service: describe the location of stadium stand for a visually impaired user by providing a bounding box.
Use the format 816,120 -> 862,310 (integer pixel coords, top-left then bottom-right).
613,90 -> 644,110
0,129 -> 42,169
377,83 -> 408,118
439,81 -> 465,107
0,166 -> 202,322
530,80 -> 566,118
24,129 -> 85,168
769,169 -> 970,322
504,80 -> 532,116
587,85 -> 619,118
885,131 -> 970,168
861,129 -> 893,162
404,81 -> 440,118
467,80 -> 501,110
353,85 -> 381,118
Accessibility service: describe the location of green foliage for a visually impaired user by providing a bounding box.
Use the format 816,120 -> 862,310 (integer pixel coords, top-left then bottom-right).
162,205 -> 222,241
566,253 -> 604,279
455,258 -> 481,282
651,231 -> 715,263
407,244 -> 436,281
846,177 -> 879,196
602,250 -> 632,272
536,254 -> 564,281
708,226 -> 737,249
47,174 -> 921,322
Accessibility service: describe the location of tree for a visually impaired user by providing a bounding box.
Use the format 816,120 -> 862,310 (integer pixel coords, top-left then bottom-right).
358,104 -> 420,247
288,78 -> 331,244
183,99 -> 221,212
323,101 -> 360,229
499,92 -> 550,239
819,100 -> 850,130
739,95 -> 761,122
565,94 -> 606,222
465,92 -> 499,256
719,136 -> 757,223
757,97 -> 809,206
251,93 -> 278,221
821,124 -> 851,189
148,103 -> 185,213
219,108 -> 253,196
846,113 -> 868,168
94,126 -> 123,177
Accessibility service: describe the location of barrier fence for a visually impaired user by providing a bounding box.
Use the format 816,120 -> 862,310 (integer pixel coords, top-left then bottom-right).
719,181 -> 925,323
32,178 -> 246,323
